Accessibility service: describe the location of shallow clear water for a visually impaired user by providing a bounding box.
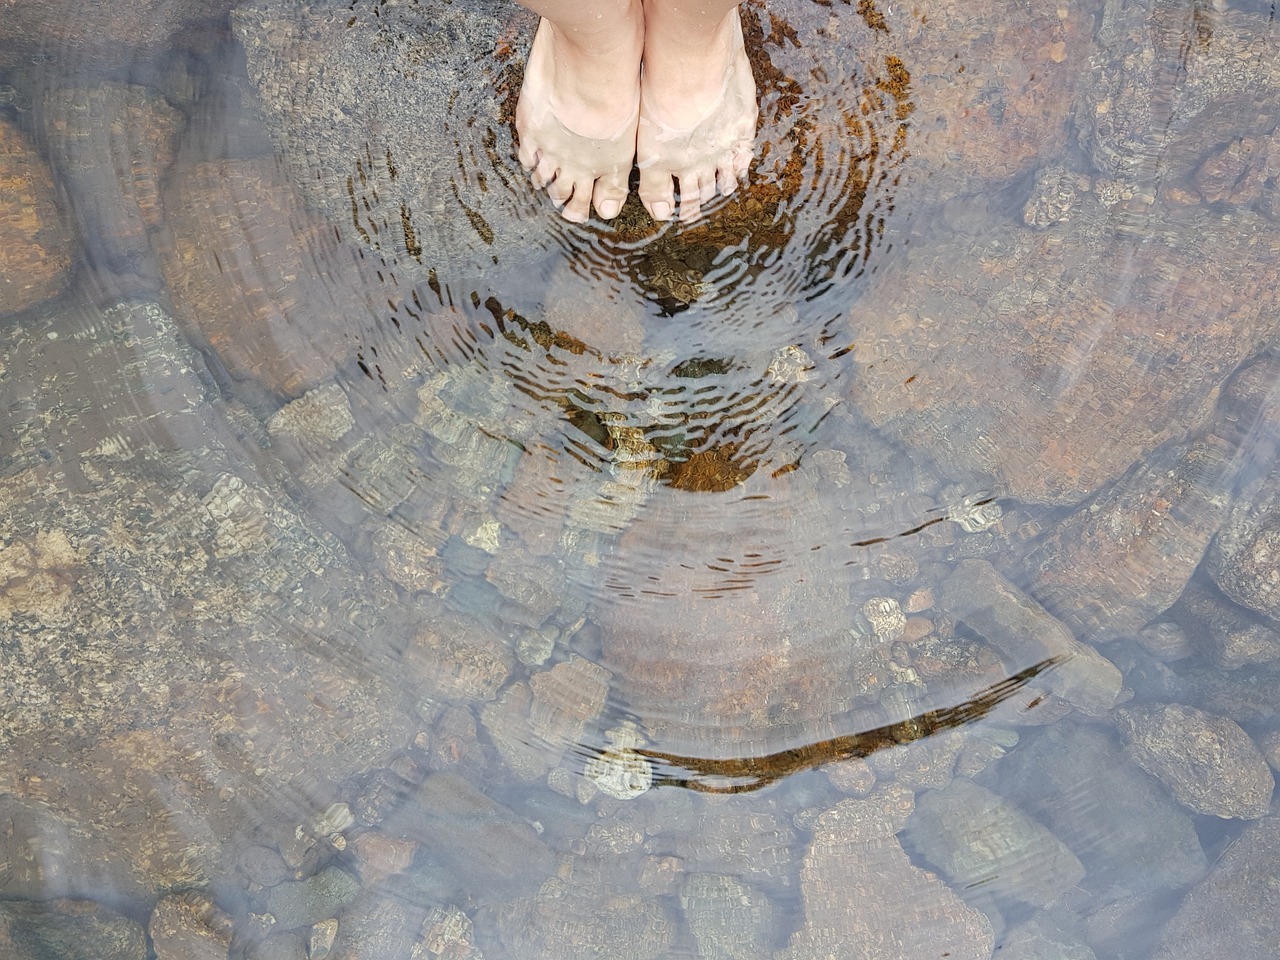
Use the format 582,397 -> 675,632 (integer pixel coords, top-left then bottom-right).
2,0 -> 1280,957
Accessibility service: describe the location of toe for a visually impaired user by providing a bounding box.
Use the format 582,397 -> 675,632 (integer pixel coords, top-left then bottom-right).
518,138 -> 539,171
677,176 -> 702,223
547,172 -> 575,207
717,163 -> 739,197
698,174 -> 718,204
593,170 -> 629,220
532,155 -> 557,190
639,166 -> 676,222
562,178 -> 593,223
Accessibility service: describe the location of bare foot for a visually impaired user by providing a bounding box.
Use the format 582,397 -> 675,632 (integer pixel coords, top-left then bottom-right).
515,12 -> 643,223
637,7 -> 757,223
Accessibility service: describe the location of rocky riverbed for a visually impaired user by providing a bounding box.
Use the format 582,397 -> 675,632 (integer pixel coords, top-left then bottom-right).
2,0 -> 1279,958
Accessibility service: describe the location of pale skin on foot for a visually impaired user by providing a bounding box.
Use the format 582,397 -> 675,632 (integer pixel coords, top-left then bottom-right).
513,0 -> 758,223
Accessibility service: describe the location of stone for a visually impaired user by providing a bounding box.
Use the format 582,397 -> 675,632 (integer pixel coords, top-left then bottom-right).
907,779 -> 1085,909
260,866 -> 361,931
1113,702 -> 1274,819
148,892 -> 233,960
999,724 -> 1206,895
1137,621 -> 1195,662
232,0 -> 541,283
1000,915 -> 1097,960
940,560 -> 1124,716
349,831 -> 419,887
382,773 -> 553,903
680,873 -> 779,960
157,156 -> 364,397
244,932 -> 307,960
32,82 -> 182,296
0,297 -> 417,905
329,890 -> 422,960
1210,458 -> 1280,626
1170,579 -> 1280,669
583,722 -> 655,800
672,809 -> 797,894
0,118 -> 72,314
1152,816 -> 1280,960
0,0 -> 234,64
1021,430 -> 1239,642
0,899 -> 146,960
403,611 -> 513,704
779,788 -> 994,960
413,905 -> 485,960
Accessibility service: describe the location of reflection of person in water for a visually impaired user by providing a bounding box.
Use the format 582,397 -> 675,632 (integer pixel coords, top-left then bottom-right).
514,0 -> 757,224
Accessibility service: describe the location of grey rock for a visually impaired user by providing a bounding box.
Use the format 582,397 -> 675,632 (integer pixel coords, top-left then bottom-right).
1000,724 -> 1206,895
0,899 -> 147,960
672,810 -> 797,894
1152,816 -> 1280,960
907,779 -> 1085,909
232,0 -> 544,283
1172,579 -> 1280,669
1000,915 -> 1097,960
403,610 -> 513,704
260,866 -> 361,931
495,873 -> 674,960
1113,702 -> 1274,819
680,873 -> 779,960
0,298 -> 417,903
940,560 -> 1123,717
779,787 -> 994,960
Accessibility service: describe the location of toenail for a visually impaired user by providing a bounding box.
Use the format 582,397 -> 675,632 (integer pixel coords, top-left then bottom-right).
652,201 -> 671,220
598,199 -> 621,219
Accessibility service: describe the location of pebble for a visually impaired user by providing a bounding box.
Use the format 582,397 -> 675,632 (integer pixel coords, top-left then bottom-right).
260,866 -> 361,931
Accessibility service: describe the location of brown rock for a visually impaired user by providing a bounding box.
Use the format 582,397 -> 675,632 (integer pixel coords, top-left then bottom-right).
383,774 -> 552,903
350,831 -> 419,887
1113,702 -> 1274,819
0,118 -> 72,313
157,157 -> 364,397
1022,431 -> 1238,642
32,83 -> 181,294
1210,459 -> 1280,627
780,788 -> 994,960
148,892 -> 233,960
940,560 -> 1123,716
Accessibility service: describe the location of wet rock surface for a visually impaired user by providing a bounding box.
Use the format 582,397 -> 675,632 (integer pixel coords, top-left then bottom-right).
2,0 -> 1280,956
1152,815 -> 1280,960
1113,702 -> 1274,819
780,787 -> 994,960
0,117 -> 72,312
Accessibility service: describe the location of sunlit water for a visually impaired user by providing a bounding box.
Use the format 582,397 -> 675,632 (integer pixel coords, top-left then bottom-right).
2,0 -> 1279,957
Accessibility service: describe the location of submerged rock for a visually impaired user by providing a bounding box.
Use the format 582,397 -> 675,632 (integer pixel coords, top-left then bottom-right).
1152,815 -> 1280,960
779,788 -> 994,960
0,899 -> 147,960
680,873 -> 779,960
907,779 -> 1085,909
232,0 -> 542,284
1112,702 -> 1274,819
940,560 -> 1123,717
999,724 -> 1207,896
148,891 -> 233,960
0,118 -> 72,314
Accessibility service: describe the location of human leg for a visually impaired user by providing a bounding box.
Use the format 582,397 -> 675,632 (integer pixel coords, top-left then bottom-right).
514,0 -> 644,222
636,0 -> 757,223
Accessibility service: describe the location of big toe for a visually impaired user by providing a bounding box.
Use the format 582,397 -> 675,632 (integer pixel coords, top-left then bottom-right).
593,171 -> 629,220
